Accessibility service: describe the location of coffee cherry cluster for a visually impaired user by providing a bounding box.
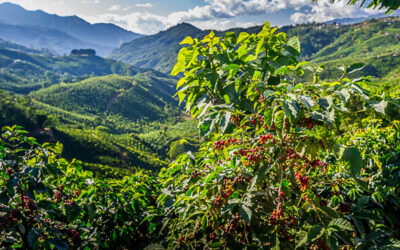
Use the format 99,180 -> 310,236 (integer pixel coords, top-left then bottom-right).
213,183 -> 233,207
0,210 -> 19,229
73,190 -> 80,198
5,168 -> 14,175
234,146 -> 265,165
249,114 -> 265,127
22,195 -> 37,211
54,191 -> 63,201
65,228 -> 80,243
295,173 -> 310,190
269,206 -> 285,225
309,239 -> 329,250
231,115 -> 241,126
191,169 -> 203,179
64,200 -> 76,205
259,134 -> 273,144
224,213 -> 240,235
214,137 -> 239,150
297,117 -> 315,129
259,95 -> 265,103
339,202 -> 352,214
233,174 -> 252,186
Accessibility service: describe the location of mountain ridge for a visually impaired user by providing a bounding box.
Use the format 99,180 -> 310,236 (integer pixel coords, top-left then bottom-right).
0,2 -> 144,55
110,16 -> 400,78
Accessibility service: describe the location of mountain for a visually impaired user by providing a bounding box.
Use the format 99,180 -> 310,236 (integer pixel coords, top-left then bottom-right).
0,38 -> 51,55
109,23 -> 204,73
109,21 -> 349,73
0,22 -> 105,55
111,17 -> 400,80
0,2 -> 143,55
0,46 -> 146,94
326,13 -> 400,25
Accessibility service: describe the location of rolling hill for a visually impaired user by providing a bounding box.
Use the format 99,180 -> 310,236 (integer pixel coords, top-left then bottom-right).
0,46 -> 145,94
0,89 -> 168,178
30,74 -> 179,124
110,17 -> 400,80
0,2 -> 143,55
109,23 -> 205,73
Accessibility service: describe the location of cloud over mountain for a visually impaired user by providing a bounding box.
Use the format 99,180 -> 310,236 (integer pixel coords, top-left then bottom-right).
86,0 -> 385,35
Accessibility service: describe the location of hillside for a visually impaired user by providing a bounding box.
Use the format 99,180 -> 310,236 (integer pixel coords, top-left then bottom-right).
0,89 -> 169,178
30,74 -> 179,123
0,47 -> 144,94
109,23 -> 204,73
0,2 -> 143,55
109,22 -> 348,73
310,17 -> 400,79
110,17 -> 400,79
0,38 -> 198,176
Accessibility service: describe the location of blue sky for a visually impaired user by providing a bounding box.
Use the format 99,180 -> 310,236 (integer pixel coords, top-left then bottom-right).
0,0 -> 390,34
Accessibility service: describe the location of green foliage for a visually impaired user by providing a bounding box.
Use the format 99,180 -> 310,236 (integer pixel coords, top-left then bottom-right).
0,125 -> 160,249
0,90 -> 50,132
31,74 -> 179,125
0,89 -> 174,177
154,22 -> 400,249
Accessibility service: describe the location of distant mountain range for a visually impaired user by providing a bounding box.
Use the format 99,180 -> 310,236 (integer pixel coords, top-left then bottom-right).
110,16 -> 400,79
326,13 -> 400,25
0,2 -> 143,55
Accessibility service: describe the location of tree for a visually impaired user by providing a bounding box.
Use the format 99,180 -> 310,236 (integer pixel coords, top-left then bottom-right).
315,0 -> 400,12
70,49 -> 96,56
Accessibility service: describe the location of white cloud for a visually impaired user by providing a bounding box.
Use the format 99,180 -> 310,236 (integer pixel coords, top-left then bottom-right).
86,0 -> 388,34
135,3 -> 153,8
85,12 -> 168,34
83,0 -> 100,4
107,4 -> 131,11
289,0 -> 383,23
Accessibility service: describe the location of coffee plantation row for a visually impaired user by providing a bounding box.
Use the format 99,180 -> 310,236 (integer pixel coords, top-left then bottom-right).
1,23 -> 400,249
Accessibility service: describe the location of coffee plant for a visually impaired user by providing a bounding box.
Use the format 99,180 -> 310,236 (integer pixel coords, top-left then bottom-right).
0,126 -> 159,249
157,22 -> 400,249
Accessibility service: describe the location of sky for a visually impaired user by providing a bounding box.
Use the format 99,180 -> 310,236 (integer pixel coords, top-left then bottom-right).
0,0 -> 390,34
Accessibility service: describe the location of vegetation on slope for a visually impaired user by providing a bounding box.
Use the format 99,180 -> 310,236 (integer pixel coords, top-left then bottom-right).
0,41 -> 199,176
110,17 -> 400,81
0,90 -> 168,178
30,74 -> 179,127
0,47 -> 143,94
109,23 -> 204,73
